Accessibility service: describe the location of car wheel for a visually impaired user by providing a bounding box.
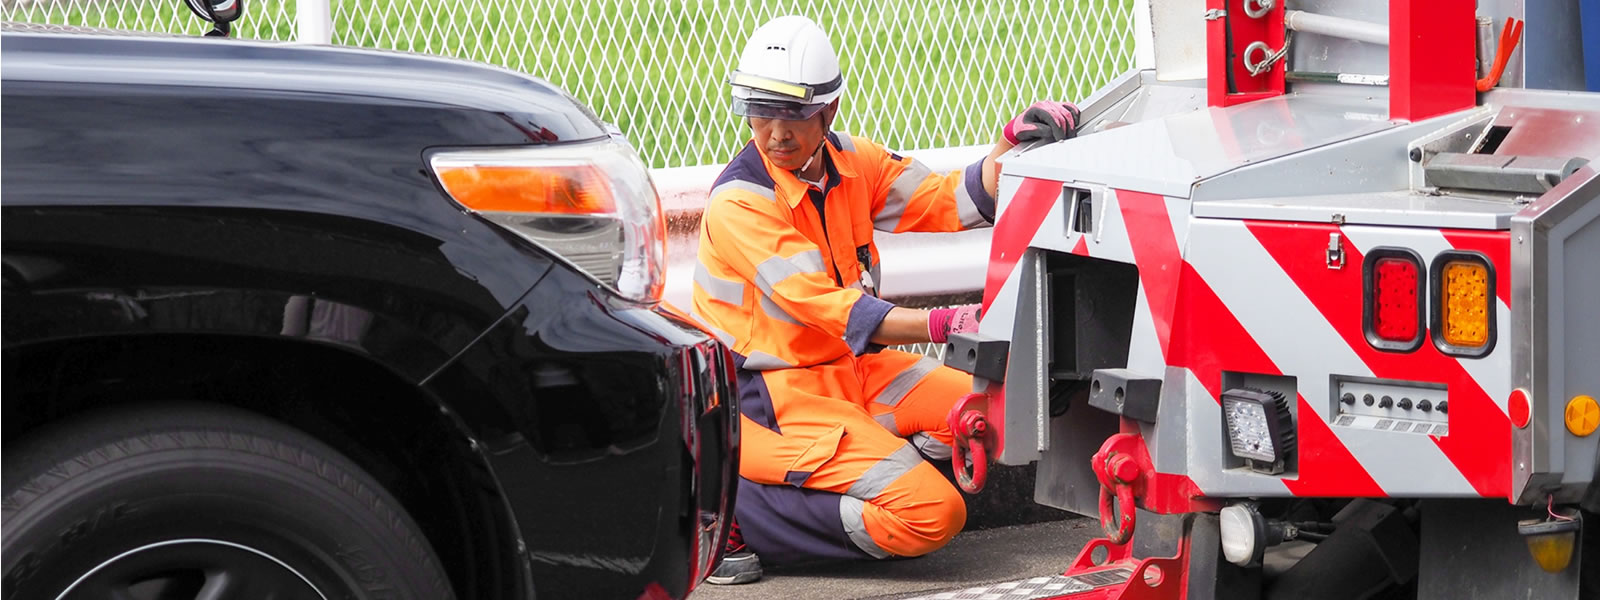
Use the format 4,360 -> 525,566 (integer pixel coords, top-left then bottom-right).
2,402 -> 455,600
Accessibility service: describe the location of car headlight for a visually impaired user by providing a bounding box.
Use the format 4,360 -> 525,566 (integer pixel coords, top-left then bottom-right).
429,140 -> 667,303
1221,388 -> 1295,474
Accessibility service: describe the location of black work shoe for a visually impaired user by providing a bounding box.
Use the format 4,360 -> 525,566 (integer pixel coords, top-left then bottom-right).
706,519 -> 761,585
707,551 -> 761,585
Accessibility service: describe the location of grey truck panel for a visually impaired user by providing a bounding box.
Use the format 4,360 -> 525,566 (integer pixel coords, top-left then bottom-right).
1511,166 -> 1600,504
1005,84 -> 1398,199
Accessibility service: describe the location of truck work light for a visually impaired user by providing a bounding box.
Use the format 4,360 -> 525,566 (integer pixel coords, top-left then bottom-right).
430,140 -> 667,303
1222,388 -> 1296,474
1220,504 -> 1298,567
1519,509 -> 1582,573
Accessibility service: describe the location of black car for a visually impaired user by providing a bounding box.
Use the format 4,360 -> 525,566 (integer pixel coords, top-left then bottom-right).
0,22 -> 738,600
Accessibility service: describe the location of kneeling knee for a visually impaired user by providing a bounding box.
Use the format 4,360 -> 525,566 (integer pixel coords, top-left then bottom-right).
884,478 -> 967,557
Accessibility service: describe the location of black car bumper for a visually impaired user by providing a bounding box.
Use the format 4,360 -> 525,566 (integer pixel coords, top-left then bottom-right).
422,264 -> 738,600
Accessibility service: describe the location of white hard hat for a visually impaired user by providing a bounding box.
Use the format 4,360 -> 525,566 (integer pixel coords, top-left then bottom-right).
729,15 -> 844,121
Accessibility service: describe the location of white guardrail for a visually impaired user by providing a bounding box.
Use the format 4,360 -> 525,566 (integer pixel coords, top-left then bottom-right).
654,144 -> 996,310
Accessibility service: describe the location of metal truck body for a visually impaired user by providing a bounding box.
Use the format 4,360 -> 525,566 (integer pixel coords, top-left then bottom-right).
953,1 -> 1600,598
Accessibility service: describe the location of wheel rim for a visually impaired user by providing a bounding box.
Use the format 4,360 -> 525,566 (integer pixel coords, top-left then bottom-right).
56,538 -> 329,600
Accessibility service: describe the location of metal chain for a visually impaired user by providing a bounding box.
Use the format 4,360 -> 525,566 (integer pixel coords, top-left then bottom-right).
1243,33 -> 1291,77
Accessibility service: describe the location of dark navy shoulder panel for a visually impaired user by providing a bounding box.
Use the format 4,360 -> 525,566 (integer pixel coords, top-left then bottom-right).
714,142 -> 776,190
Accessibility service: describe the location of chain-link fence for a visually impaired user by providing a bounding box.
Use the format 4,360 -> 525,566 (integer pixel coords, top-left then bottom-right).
2,0 -> 1135,169
1,0 -> 297,39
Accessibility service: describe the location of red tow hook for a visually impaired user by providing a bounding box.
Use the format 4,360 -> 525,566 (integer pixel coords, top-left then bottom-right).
1092,433 -> 1150,544
948,393 -> 993,494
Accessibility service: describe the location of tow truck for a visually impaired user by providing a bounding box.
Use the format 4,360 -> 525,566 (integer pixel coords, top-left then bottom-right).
943,1 -> 1600,598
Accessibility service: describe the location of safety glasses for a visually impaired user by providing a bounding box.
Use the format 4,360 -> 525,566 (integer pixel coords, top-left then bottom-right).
731,97 -> 827,121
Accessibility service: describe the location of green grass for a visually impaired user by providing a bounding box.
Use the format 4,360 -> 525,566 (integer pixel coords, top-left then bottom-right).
4,0 -> 1135,168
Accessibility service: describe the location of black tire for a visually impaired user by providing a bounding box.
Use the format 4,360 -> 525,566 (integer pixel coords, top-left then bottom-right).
2,402 -> 455,600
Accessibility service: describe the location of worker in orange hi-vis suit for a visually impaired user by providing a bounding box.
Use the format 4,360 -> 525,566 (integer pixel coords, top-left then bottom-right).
695,15 -> 1082,585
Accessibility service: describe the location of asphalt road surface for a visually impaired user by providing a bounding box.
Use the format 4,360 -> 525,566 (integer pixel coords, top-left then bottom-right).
691,517 -> 1103,600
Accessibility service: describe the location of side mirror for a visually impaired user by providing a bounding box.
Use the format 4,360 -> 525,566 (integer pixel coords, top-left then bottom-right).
184,0 -> 246,37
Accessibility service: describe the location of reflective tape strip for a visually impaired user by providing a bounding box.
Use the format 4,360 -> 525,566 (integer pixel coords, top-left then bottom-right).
833,134 -> 857,153
874,159 -> 933,231
694,263 -> 746,306
874,356 -> 942,407
839,495 -> 892,559
706,326 -> 735,347
910,432 -> 952,461
709,179 -> 777,203
743,351 -> 795,371
873,412 -> 898,433
754,249 -> 825,296
758,293 -> 802,326
954,170 -> 986,227
687,310 -> 736,347
846,443 -> 922,500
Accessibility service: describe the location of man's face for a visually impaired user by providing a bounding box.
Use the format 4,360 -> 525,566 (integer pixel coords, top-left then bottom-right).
750,111 -> 829,171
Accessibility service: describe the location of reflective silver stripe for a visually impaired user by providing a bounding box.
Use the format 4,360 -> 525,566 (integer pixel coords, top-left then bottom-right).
846,443 -> 922,501
833,134 -> 856,153
874,356 -> 942,407
910,432 -> 953,461
953,171 -> 986,228
694,263 -> 745,306
687,311 -> 737,347
753,250 -> 825,296
709,179 -> 777,203
873,412 -> 898,434
839,496 -> 892,559
874,159 -> 933,231
743,351 -> 794,371
758,294 -> 802,326
707,327 -> 735,347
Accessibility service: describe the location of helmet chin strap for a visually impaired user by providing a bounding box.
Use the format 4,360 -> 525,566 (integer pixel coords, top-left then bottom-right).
798,148 -> 819,173
792,135 -> 826,179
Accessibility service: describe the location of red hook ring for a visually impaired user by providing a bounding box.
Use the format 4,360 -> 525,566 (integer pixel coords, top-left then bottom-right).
951,410 -> 989,494
1098,479 -> 1137,544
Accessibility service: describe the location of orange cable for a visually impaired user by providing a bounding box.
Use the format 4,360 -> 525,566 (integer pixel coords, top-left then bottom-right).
1477,17 -> 1524,92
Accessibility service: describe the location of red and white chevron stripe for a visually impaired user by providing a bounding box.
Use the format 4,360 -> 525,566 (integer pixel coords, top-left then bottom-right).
983,178 -> 1514,501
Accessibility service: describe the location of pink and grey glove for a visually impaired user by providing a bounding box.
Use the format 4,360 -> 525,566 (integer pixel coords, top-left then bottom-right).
1001,100 -> 1082,145
928,304 -> 982,344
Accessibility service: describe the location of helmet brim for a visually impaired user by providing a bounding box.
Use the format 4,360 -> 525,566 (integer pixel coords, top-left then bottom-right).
732,98 -> 827,121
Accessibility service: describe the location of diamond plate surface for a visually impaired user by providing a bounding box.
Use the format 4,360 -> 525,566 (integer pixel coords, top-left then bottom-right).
900,569 -> 1133,600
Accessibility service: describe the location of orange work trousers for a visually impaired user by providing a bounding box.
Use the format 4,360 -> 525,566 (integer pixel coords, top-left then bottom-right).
732,348 -> 972,563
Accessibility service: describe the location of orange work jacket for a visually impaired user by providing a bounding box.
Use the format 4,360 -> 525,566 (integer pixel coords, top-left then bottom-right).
691,132 -> 994,370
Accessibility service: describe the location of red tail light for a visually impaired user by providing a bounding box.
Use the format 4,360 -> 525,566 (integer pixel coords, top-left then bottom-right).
1363,249 -> 1424,351
1374,258 -> 1419,339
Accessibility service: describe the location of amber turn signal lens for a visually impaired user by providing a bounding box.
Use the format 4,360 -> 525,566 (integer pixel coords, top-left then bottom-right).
1519,513 -> 1582,573
434,164 -> 616,215
1566,395 -> 1599,437
1440,260 -> 1489,347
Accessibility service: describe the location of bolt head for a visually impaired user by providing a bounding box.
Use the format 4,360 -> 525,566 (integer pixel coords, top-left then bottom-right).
1109,455 -> 1141,483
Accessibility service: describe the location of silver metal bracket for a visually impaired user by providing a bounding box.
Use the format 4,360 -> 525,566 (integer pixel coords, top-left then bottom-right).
1424,152 -> 1589,195
1204,8 -> 1227,20
1326,232 -> 1345,269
